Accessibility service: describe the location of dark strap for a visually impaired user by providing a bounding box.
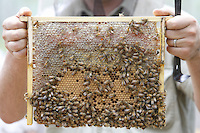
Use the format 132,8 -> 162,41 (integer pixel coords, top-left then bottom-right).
173,0 -> 182,81
175,0 -> 181,15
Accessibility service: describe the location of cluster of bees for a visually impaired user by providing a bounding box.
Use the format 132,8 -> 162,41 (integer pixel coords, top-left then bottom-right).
26,18 -> 166,129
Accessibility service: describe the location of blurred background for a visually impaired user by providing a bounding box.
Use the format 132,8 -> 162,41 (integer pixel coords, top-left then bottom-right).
0,0 -> 199,133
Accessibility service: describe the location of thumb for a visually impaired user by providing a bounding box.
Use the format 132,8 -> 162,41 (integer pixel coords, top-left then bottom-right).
153,6 -> 175,16
16,7 -> 32,18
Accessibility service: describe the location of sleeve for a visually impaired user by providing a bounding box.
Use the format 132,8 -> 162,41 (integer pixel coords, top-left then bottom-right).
164,49 -> 194,100
175,60 -> 194,100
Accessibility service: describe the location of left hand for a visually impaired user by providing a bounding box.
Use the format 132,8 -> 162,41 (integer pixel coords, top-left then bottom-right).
153,6 -> 200,61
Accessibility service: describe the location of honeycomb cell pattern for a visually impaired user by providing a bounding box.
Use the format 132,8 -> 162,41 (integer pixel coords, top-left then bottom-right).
27,17 -> 166,129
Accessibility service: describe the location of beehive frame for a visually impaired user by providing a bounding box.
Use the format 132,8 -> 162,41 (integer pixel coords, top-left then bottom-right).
21,16 -> 166,129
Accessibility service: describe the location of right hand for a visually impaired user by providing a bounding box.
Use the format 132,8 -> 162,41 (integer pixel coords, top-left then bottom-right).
2,7 -> 32,59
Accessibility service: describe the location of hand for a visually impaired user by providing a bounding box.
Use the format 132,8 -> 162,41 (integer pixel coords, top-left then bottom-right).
2,7 -> 32,59
153,6 -> 200,61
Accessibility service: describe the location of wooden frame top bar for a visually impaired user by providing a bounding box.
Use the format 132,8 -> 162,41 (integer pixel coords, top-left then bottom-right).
20,16 -> 164,22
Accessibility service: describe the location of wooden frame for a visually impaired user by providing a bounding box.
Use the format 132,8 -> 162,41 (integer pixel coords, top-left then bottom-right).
21,16 -> 167,128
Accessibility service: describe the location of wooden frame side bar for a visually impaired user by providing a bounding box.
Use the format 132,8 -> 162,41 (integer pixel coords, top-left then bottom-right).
158,18 -> 166,114
27,17 -> 33,125
159,18 -> 165,93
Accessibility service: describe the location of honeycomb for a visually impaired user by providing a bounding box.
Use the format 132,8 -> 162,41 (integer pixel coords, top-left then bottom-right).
23,16 -> 166,129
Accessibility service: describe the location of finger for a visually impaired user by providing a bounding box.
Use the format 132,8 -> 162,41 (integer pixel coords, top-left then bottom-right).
16,7 -> 32,18
2,16 -> 27,30
166,38 -> 190,47
165,29 -> 186,39
2,29 -> 27,42
166,16 -> 197,30
5,39 -> 27,52
166,24 -> 197,39
167,46 -> 189,60
153,7 -> 175,16
12,48 -> 27,59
